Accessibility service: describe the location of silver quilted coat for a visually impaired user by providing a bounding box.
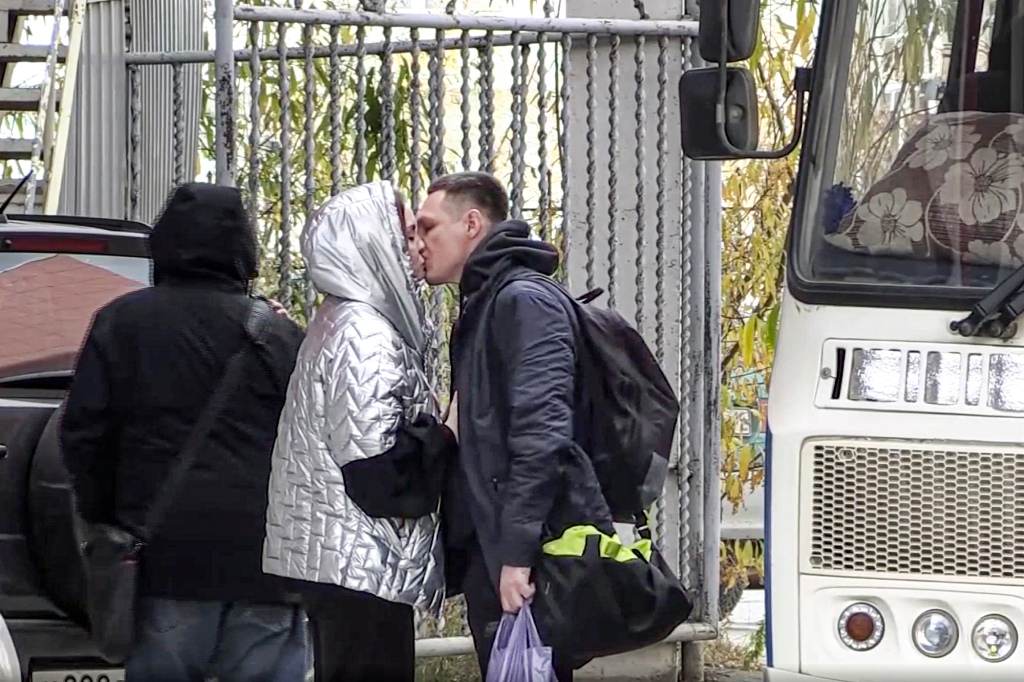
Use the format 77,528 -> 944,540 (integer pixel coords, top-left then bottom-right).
263,182 -> 443,614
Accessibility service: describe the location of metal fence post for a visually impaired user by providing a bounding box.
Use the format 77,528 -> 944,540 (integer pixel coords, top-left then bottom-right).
562,1 -> 710,679
683,2 -> 721,679
214,0 -> 236,186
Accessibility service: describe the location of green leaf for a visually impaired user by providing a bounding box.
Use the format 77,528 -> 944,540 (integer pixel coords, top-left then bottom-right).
765,304 -> 781,354
740,316 -> 757,367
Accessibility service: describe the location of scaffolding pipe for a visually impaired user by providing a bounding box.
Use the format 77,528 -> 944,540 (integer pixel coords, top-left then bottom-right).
24,0 -> 65,214
214,0 -> 236,185
44,0 -> 87,214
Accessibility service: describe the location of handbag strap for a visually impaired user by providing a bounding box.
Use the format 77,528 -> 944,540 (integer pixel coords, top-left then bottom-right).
136,299 -> 273,544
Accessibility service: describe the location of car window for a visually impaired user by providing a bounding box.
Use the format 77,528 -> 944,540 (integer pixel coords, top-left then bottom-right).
0,253 -> 150,382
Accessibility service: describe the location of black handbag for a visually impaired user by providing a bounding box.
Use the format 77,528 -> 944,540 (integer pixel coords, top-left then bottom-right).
81,300 -> 272,664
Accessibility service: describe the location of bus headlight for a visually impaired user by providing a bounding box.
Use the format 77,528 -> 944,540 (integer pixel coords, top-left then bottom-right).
838,603 -> 884,651
912,610 -> 958,658
971,616 -> 1017,662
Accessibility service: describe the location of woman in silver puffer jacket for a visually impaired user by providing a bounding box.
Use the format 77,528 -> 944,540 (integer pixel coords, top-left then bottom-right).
263,182 -> 451,682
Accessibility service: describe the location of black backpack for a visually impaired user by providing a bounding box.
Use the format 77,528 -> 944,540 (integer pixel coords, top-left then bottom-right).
514,273 -> 681,524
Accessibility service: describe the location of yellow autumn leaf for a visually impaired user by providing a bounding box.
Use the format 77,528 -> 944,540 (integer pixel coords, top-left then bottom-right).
739,444 -> 754,481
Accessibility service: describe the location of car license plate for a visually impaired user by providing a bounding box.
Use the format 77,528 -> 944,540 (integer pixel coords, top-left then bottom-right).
30,668 -> 124,682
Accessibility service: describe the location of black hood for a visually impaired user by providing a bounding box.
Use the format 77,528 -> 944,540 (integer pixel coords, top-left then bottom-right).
149,183 -> 259,287
460,220 -> 559,296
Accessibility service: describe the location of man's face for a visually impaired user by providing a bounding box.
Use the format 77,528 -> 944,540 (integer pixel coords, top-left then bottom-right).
401,204 -> 425,280
416,190 -> 484,285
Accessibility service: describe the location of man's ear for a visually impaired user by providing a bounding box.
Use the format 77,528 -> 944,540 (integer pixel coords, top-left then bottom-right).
466,208 -> 486,239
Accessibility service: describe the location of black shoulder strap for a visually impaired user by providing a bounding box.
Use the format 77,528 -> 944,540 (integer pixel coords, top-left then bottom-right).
497,269 -> 603,307
137,300 -> 273,543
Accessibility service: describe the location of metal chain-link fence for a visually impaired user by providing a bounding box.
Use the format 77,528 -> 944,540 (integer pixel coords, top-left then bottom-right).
122,0 -> 720,658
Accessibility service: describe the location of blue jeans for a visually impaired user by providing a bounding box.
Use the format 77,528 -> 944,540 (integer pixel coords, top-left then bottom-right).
125,598 -> 308,682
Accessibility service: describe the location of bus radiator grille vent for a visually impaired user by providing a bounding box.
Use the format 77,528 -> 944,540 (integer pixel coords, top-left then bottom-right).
809,442 -> 1024,579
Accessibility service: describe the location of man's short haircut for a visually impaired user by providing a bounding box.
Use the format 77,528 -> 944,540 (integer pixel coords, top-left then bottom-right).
426,171 -> 510,225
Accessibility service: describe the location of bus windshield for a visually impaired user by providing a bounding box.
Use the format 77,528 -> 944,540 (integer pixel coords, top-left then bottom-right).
790,0 -> 1024,307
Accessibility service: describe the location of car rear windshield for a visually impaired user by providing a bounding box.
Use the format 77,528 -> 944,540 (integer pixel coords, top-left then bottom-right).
0,253 -> 150,384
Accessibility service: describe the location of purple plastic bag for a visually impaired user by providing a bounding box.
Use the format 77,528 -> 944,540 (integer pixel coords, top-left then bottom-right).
486,602 -> 558,682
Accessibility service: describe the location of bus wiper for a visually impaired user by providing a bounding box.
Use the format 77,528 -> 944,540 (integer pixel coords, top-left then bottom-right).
952,263 -> 1024,338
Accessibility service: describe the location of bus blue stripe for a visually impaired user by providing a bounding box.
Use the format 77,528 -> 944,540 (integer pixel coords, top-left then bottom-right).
765,426 -> 774,667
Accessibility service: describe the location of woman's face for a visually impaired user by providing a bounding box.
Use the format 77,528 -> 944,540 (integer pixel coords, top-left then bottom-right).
402,204 -> 425,281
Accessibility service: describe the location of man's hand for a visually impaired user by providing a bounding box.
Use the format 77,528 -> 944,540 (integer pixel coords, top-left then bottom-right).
499,565 -> 535,613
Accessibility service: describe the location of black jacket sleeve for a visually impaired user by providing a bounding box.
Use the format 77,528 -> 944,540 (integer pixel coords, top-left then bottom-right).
342,415 -> 458,519
59,310 -> 118,525
492,281 -> 576,568
264,314 -> 306,391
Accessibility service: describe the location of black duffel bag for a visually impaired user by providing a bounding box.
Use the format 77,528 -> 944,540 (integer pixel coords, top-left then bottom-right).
82,301 -> 271,664
532,523 -> 693,669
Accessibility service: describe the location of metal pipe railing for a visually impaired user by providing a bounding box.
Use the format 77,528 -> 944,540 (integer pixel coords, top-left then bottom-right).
414,621 -> 718,658
127,32 -> 586,65
233,7 -> 699,36
300,622 -> 716,680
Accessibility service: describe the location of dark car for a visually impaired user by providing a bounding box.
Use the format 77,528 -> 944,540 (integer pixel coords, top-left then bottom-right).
0,214 -> 149,682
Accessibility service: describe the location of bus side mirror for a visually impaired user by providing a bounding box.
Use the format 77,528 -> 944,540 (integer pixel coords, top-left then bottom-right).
681,0 -> 809,161
679,68 -> 758,161
698,0 -> 759,63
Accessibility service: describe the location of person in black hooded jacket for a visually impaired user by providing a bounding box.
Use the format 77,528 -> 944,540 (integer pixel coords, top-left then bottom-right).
60,183 -> 308,682
417,172 -> 614,681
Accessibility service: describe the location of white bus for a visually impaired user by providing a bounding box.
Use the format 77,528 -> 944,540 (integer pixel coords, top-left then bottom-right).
683,0 -> 1024,680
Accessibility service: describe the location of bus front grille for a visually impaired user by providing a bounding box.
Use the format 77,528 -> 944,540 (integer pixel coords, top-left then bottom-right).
807,441 -> 1024,580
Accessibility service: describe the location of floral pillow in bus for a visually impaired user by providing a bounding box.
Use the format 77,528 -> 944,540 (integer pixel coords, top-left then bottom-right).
825,111 -> 1024,268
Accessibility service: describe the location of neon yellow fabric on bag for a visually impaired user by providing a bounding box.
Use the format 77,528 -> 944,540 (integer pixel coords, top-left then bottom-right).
541,525 -> 653,562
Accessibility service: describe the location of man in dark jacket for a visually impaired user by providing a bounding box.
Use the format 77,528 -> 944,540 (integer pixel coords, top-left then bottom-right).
60,183 -> 308,681
417,172 -> 613,681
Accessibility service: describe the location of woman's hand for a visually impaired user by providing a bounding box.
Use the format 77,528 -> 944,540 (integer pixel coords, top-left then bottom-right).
265,298 -> 290,317
444,393 -> 458,442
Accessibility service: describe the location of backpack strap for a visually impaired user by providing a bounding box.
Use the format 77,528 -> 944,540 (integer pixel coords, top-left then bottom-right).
633,512 -> 653,540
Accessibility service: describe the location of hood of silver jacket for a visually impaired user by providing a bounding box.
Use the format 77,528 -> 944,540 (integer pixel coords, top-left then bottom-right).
301,181 -> 425,353
264,183 -> 443,613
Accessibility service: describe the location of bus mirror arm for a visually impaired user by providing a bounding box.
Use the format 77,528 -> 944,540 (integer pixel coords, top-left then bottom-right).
680,0 -> 809,161
710,0 -> 811,160
951,263 -> 1024,338
712,59 -> 811,160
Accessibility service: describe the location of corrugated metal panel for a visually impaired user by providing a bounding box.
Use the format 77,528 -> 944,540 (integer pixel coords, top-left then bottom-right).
129,0 -> 203,223
59,0 -> 127,218
60,0 -> 203,221
59,0 -> 127,219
